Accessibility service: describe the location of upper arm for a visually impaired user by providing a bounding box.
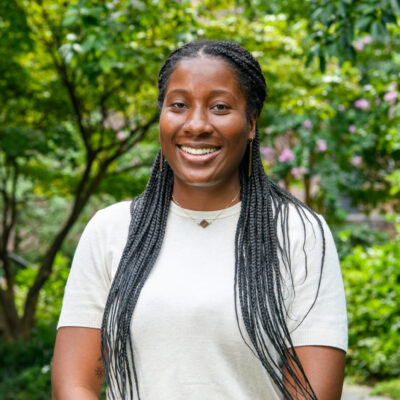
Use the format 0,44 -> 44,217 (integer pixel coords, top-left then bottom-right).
282,210 -> 347,398
53,204 -> 131,399
285,211 -> 348,352
51,327 -> 104,399
284,345 -> 345,400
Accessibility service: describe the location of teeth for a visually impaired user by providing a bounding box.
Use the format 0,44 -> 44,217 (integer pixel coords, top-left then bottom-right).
180,146 -> 219,155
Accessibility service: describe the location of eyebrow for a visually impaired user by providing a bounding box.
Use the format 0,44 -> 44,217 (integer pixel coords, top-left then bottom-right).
166,88 -> 236,100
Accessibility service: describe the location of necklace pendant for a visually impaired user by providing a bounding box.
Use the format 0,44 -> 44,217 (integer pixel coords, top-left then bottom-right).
199,219 -> 210,228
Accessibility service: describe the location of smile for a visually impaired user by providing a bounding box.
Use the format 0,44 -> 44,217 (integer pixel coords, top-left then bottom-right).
180,145 -> 220,155
177,145 -> 222,163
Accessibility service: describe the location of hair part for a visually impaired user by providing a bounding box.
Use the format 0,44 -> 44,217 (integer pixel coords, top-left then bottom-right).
102,40 -> 323,400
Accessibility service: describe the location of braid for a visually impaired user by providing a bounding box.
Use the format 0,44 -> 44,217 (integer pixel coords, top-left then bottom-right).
102,40 -> 325,399
101,151 -> 173,399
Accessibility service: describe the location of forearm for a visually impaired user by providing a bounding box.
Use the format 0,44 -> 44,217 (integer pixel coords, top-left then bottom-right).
52,385 -> 101,400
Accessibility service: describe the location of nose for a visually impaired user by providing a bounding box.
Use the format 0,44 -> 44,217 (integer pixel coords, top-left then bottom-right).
183,106 -> 213,135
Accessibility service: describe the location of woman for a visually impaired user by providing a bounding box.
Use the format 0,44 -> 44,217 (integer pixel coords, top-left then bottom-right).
52,40 -> 347,400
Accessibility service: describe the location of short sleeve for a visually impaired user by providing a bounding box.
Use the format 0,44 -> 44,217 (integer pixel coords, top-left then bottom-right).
284,209 -> 348,352
57,211 -> 111,329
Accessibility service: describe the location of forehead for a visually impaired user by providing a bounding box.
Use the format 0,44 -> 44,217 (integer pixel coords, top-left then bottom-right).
166,56 -> 243,96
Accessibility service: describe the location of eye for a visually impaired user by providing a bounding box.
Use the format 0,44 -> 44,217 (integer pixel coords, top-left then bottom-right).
211,104 -> 230,113
170,102 -> 186,109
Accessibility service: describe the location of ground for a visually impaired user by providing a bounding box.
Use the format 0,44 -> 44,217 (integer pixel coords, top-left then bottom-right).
342,385 -> 390,400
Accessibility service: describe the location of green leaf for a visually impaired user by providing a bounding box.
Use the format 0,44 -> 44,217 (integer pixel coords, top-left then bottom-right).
319,51 -> 326,72
99,57 -> 112,73
62,15 -> 78,27
354,15 -> 373,31
371,21 -> 382,41
338,2 -> 347,17
390,0 -> 400,14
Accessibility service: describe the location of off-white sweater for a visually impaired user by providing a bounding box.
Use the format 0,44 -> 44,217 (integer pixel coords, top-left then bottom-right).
58,200 -> 347,400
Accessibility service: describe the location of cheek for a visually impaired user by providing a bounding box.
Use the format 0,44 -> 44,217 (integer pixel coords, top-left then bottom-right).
159,112 -> 182,140
215,117 -> 250,147
212,113 -> 248,133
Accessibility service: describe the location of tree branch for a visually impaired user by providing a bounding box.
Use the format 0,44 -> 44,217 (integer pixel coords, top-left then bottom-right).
36,3 -> 93,155
106,160 -> 153,177
0,160 -> 18,292
20,116 -> 157,337
119,113 -> 159,154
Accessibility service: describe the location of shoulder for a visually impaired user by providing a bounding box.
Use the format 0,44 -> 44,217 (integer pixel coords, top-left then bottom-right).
276,201 -> 341,305
81,200 -> 132,247
93,200 -> 132,223
89,200 -> 133,234
275,201 -> 333,256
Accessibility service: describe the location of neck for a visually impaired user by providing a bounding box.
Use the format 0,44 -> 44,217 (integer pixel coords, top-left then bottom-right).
172,176 -> 241,211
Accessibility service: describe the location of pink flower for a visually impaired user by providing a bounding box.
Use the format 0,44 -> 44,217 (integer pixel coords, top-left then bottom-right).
383,91 -> 398,105
350,156 -> 362,167
316,139 -> 327,152
302,119 -> 313,129
349,125 -> 356,133
362,36 -> 373,45
117,131 -> 127,141
261,146 -> 274,161
353,36 -> 373,51
291,166 -> 308,179
353,41 -> 364,51
354,99 -> 370,110
264,127 -> 273,135
375,97 -> 381,106
338,104 -> 346,112
279,148 -> 295,162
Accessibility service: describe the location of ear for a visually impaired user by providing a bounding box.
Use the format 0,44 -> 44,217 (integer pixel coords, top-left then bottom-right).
248,112 -> 257,141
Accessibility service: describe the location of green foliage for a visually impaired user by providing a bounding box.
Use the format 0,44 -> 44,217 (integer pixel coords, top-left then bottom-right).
0,323 -> 55,400
343,236 -> 400,380
371,379 -> 400,399
333,223 -> 389,260
0,0 -> 201,340
14,253 -> 69,320
307,0 -> 400,68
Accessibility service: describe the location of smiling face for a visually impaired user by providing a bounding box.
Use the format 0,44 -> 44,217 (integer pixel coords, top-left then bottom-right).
159,57 -> 256,192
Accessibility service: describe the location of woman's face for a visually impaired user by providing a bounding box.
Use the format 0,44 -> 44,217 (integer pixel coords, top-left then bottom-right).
159,57 -> 256,190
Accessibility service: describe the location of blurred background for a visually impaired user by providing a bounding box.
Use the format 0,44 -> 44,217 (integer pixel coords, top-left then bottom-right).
0,0 -> 399,398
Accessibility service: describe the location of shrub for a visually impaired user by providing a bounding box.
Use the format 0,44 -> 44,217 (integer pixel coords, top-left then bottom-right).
343,235 -> 400,380
0,323 -> 55,400
371,379 -> 400,400
332,223 -> 388,260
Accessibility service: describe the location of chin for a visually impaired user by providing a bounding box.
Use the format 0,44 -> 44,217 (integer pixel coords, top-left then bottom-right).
177,169 -> 239,190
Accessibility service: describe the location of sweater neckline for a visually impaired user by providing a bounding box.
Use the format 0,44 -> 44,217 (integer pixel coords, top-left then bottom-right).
170,200 -> 242,220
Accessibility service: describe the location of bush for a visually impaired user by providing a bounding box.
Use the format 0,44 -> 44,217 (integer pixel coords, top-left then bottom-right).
332,223 -> 388,260
371,379 -> 400,400
0,323 -> 55,400
343,235 -> 400,380
0,321 -> 109,399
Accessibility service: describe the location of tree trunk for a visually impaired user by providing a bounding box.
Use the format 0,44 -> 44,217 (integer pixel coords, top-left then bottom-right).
20,160 -> 111,339
0,288 -> 21,340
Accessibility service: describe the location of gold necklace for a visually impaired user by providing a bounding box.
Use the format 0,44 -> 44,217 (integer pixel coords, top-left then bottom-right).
172,190 -> 241,228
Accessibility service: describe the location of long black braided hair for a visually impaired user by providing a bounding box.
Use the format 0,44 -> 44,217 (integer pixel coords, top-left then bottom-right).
101,40 -> 325,399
